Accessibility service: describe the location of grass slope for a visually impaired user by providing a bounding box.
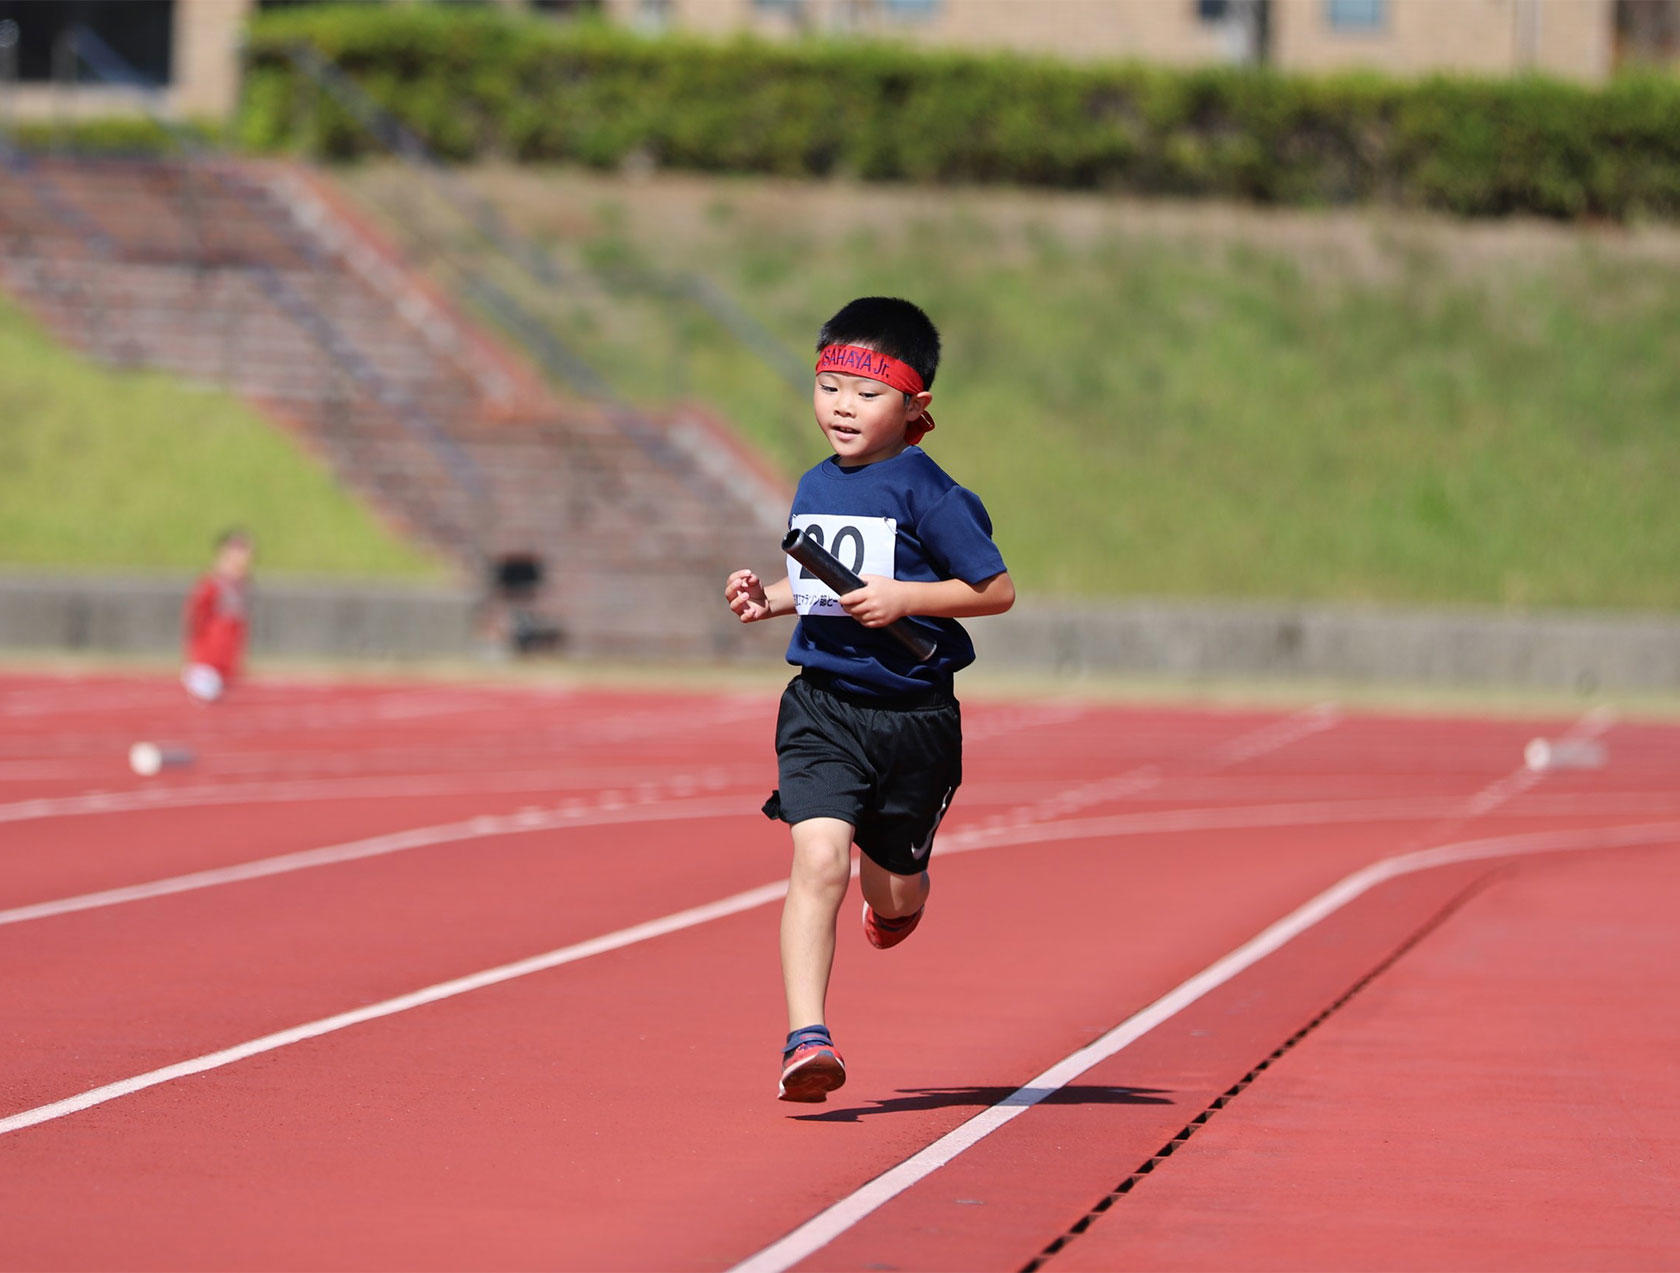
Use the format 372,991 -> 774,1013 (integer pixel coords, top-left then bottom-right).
0,296 -> 447,580
345,165 -> 1680,611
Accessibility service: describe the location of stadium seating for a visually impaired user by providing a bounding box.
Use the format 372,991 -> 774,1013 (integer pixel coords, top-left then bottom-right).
0,155 -> 786,660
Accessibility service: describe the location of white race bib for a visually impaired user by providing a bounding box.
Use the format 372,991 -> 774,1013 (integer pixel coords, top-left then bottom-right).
787,515 -> 898,616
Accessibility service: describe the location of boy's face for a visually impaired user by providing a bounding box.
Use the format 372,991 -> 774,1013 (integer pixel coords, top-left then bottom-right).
217,541 -> 253,580
813,370 -> 931,467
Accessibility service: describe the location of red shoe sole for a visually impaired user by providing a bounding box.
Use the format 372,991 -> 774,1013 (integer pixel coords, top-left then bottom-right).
778,1048 -> 846,1102
863,901 -> 924,949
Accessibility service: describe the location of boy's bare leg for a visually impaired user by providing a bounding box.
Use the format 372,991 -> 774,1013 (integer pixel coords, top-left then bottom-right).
782,817 -> 855,1031
858,855 -> 930,919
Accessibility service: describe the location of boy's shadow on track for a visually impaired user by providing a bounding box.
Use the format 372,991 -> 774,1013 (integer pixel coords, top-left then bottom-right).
790,1084 -> 1173,1123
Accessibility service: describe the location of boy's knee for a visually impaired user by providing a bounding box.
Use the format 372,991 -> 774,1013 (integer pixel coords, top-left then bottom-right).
791,844 -> 850,892
789,822 -> 852,891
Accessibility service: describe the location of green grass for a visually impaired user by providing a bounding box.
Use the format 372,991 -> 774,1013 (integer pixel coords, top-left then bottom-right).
0,296 -> 449,581
348,165 -> 1680,611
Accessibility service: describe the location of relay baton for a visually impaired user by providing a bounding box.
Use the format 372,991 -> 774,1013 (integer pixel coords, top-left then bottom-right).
781,527 -> 937,661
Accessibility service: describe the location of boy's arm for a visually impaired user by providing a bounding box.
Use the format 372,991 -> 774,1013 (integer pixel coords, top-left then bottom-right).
839,571 -> 1014,629
183,577 -> 213,643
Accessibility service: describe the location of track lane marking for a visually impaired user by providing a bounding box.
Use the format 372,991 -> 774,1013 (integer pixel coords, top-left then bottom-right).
1,702 -> 1332,924
0,765 -> 759,826
6,792 -> 1621,932
0,703 -> 1339,1130
727,818 -> 1680,1273
13,700 -> 1640,1187
0,879 -> 791,1137
0,698 -> 1083,825
0,793 -> 753,928
729,709 -> 1624,1273
4,808 -> 1674,1158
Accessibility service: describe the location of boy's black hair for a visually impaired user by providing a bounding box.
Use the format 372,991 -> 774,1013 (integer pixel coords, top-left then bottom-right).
216,526 -> 252,550
816,297 -> 941,389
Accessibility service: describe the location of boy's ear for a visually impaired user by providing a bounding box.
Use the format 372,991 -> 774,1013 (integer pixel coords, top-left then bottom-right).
907,390 -> 932,420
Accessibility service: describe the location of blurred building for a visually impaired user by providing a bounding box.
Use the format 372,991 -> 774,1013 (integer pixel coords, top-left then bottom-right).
0,0 -> 1672,123
0,0 -> 247,118
606,0 -> 1655,81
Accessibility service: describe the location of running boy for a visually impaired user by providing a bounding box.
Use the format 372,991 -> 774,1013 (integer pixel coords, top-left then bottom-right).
724,297 -> 1014,1102
181,528 -> 253,703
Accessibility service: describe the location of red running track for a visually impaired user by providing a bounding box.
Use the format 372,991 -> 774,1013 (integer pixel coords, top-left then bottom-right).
0,670 -> 1676,1271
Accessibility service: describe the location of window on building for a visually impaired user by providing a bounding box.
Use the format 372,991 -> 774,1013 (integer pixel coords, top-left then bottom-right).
1326,0 -> 1384,31
1616,0 -> 1680,65
532,0 -> 606,15
1196,0 -> 1231,20
882,0 -> 942,18
0,0 -> 173,85
636,0 -> 672,31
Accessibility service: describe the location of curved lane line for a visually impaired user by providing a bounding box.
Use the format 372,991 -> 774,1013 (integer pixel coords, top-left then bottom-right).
0,879 -> 792,1138
1,706 -> 1339,924
0,794 -> 752,928
0,767 -> 757,826
4,811 -> 1675,1144
727,817 -> 1680,1273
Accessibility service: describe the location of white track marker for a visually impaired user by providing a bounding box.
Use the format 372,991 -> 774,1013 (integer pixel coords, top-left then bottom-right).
728,817 -> 1680,1273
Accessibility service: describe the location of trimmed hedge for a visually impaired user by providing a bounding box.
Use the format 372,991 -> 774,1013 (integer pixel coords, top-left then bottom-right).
241,4 -> 1680,221
8,116 -> 227,156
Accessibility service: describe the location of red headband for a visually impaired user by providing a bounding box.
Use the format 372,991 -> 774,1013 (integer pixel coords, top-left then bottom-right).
815,344 -> 936,444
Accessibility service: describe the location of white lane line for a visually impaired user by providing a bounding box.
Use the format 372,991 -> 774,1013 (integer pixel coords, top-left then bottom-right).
0,794 -> 751,929
0,765 -> 758,826
0,879 -> 790,1138
968,702 -> 1339,834
4,791 -> 1606,932
1,702 -> 1340,922
939,794 -> 1495,858
0,702 -> 1342,1129
0,799 -> 1417,927
727,817 -> 1680,1273
2,795 -> 1494,932
5,807 -> 1674,1158
1209,701 -> 1339,765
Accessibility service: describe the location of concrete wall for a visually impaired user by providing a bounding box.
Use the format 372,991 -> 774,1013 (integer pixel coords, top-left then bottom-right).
970,597 -> 1680,692
3,573 -> 1677,691
0,574 -> 479,662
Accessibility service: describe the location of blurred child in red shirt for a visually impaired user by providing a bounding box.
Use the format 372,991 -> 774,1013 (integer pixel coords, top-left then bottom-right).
182,528 -> 253,702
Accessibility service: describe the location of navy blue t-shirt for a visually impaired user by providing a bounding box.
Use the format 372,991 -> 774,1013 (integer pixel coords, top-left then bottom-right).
784,446 -> 1008,697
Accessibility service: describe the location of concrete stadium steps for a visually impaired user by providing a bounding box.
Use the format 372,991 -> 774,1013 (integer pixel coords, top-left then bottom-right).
0,154 -> 782,658
11,260 -> 483,401
0,158 -> 313,266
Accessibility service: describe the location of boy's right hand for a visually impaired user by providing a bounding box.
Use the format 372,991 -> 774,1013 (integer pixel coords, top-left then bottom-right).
725,569 -> 773,623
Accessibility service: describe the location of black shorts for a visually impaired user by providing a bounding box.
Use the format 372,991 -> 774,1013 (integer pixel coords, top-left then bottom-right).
762,671 -> 962,877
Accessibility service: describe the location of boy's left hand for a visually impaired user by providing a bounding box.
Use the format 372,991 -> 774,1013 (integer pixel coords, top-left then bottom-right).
838,576 -> 912,628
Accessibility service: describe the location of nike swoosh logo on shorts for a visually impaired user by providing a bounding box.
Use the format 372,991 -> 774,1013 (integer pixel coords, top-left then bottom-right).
910,786 -> 955,861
